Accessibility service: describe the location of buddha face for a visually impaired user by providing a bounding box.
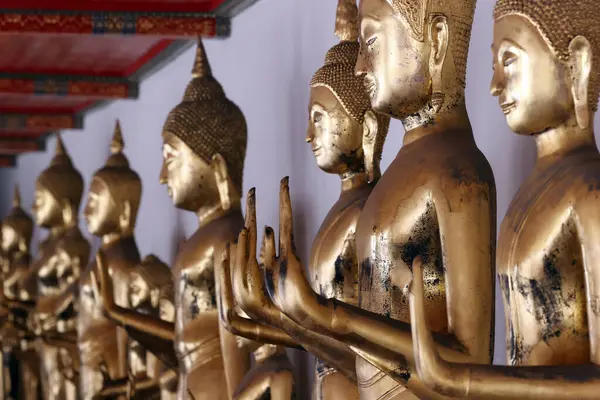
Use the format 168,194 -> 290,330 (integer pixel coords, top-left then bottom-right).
491,15 -> 573,135
84,178 -> 118,236
160,132 -> 219,212
307,86 -> 363,174
357,0 -> 430,118
32,183 -> 62,228
128,272 -> 149,309
1,225 -> 17,253
159,298 -> 175,322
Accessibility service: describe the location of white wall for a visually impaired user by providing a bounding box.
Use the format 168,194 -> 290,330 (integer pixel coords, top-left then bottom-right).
1,0 -> 598,395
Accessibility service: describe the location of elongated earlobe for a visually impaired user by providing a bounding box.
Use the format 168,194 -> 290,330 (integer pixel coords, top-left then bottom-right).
428,15 -> 449,113
362,110 -> 380,183
569,35 -> 592,129
212,153 -> 239,211
119,201 -> 132,233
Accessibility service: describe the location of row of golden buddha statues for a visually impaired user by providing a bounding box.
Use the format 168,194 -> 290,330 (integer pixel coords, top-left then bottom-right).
1,0 -> 599,398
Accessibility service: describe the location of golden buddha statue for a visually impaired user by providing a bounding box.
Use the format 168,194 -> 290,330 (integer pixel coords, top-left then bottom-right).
404,1 -> 600,398
78,120 -> 142,400
260,0 -> 497,398
159,37 -> 251,399
0,185 -> 40,400
91,254 -> 172,399
30,134 -> 86,400
220,2 -> 395,395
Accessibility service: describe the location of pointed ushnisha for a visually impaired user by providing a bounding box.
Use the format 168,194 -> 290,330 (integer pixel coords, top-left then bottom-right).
12,184 -> 21,208
55,134 -> 67,157
191,38 -> 213,79
335,0 -> 359,41
110,120 -> 125,155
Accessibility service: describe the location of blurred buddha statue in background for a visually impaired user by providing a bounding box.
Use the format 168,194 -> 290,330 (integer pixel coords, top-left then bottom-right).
31,135 -> 86,400
1,185 -> 39,400
92,254 -> 172,399
78,121 -> 141,400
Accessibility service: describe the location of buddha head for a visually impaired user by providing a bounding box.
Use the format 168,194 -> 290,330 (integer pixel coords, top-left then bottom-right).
84,121 -> 142,237
160,38 -> 247,214
308,0 -> 390,182
2,185 -> 33,254
127,254 -> 171,313
356,0 -> 476,125
33,135 -> 84,229
491,0 -> 600,135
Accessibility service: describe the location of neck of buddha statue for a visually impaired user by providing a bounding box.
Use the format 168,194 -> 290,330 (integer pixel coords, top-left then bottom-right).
535,115 -> 596,162
196,201 -> 241,229
402,101 -> 471,147
340,170 -> 368,194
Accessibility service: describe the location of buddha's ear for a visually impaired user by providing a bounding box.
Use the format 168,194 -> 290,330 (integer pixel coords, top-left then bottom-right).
18,237 -> 27,253
211,153 -> 239,211
569,35 -> 592,129
119,201 -> 132,233
428,14 -> 449,113
362,110 -> 381,183
61,199 -> 75,227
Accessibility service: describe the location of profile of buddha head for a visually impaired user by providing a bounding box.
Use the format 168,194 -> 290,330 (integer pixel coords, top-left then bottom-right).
160,38 -> 247,213
492,0 -> 600,135
2,185 -> 33,255
33,135 -> 84,229
84,121 -> 142,237
128,254 -> 172,315
309,0 -> 390,182
356,0 -> 477,124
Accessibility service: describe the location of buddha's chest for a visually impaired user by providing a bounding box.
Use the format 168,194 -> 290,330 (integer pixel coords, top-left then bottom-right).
174,241 -> 218,325
309,198 -> 364,305
499,177 -> 590,366
356,184 -> 447,330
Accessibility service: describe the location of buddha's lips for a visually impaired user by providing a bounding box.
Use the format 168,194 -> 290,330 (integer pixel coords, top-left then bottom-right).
501,102 -> 516,115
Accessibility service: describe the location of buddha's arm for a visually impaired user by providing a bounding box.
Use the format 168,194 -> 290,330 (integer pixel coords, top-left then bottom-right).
232,189 -> 359,381
93,255 -> 175,342
267,178 -> 471,366
216,243 -> 303,349
91,258 -> 177,368
408,255 -> 600,399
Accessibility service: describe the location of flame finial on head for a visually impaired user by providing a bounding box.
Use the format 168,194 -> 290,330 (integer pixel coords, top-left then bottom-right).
192,38 -> 213,79
55,133 -> 66,157
335,0 -> 359,41
110,119 -> 124,155
12,184 -> 21,208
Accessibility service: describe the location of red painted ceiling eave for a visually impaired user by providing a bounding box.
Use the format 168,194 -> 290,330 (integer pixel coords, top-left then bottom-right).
0,0 -> 225,13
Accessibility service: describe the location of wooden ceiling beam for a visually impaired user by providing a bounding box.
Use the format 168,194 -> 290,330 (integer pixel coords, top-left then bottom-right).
0,155 -> 16,167
0,138 -> 45,154
0,113 -> 82,132
0,74 -> 138,99
0,11 -> 230,37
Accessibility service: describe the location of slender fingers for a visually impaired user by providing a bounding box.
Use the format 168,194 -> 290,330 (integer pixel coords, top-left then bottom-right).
278,177 -> 294,258
218,243 -> 235,314
262,225 -> 279,303
244,188 -> 257,262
